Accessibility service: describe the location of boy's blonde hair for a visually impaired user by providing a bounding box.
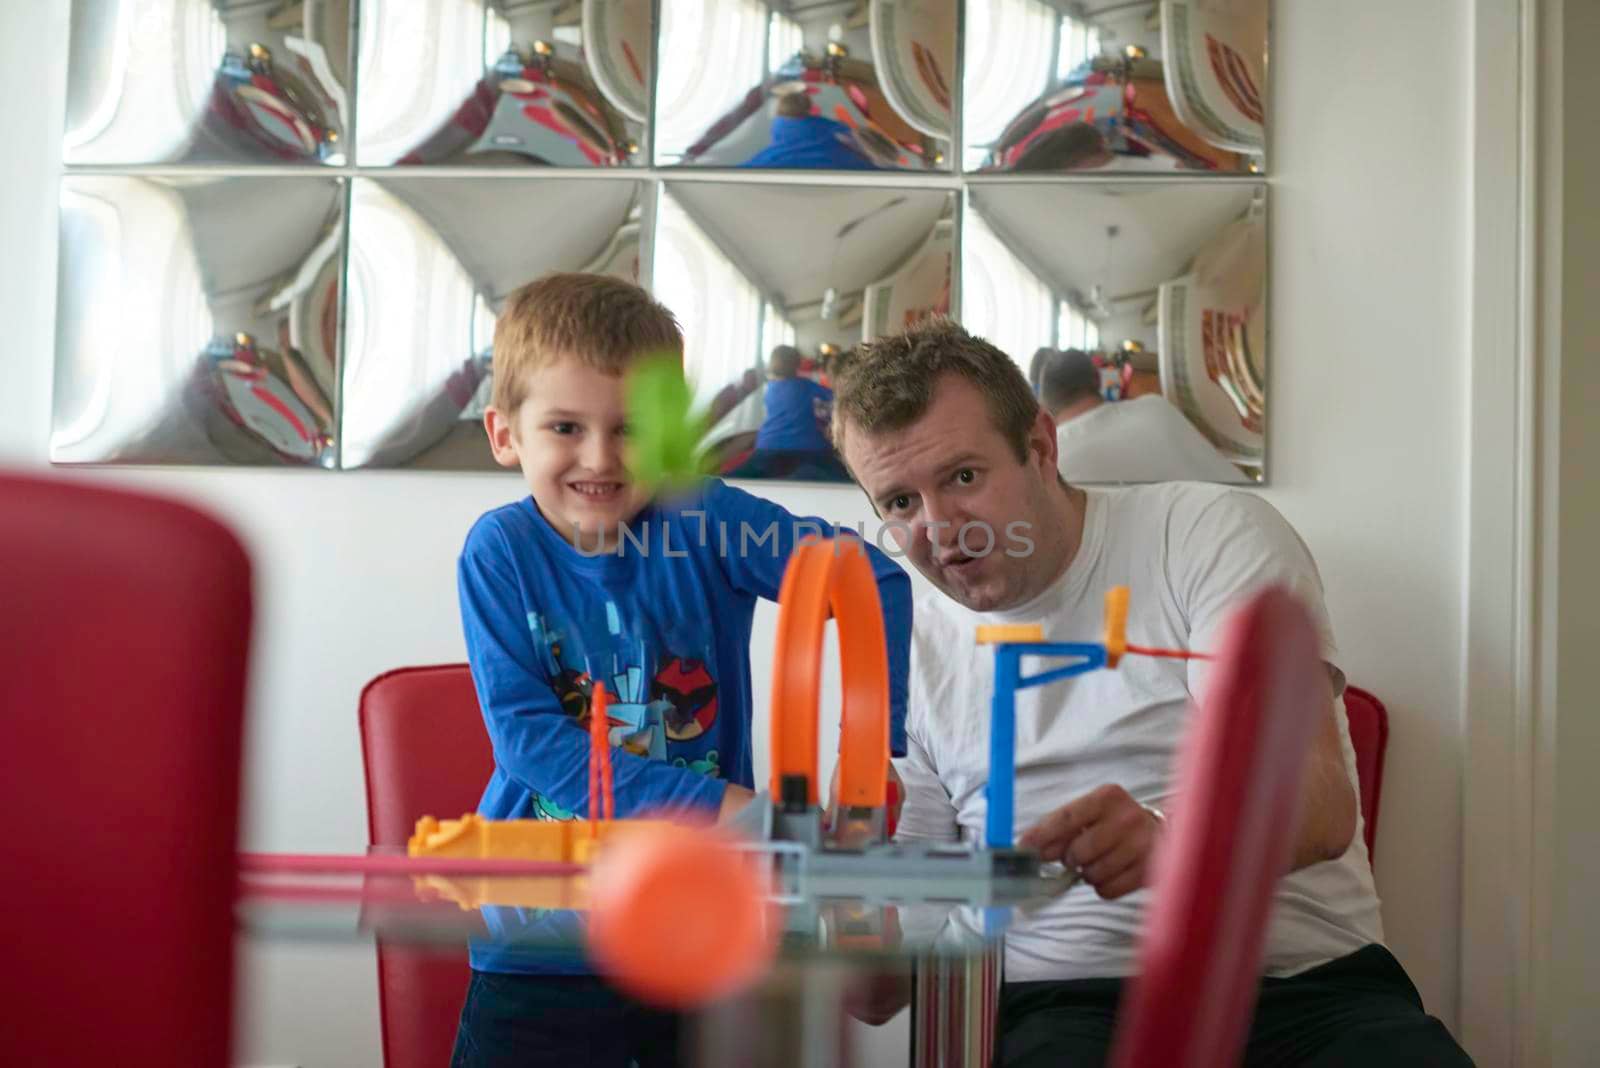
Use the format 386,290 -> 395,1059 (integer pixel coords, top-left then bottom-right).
491,273 -> 683,414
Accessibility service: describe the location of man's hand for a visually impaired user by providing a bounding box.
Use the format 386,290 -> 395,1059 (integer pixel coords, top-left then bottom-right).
717,783 -> 755,823
1016,784 -> 1160,900
824,760 -> 905,843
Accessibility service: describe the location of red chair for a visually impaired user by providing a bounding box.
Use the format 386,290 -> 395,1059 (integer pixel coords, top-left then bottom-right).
1342,686 -> 1389,861
359,664 -> 493,1068
0,472 -> 252,1067
1110,587 -> 1328,1068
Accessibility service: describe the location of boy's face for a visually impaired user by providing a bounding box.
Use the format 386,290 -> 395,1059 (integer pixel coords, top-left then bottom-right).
485,356 -> 650,545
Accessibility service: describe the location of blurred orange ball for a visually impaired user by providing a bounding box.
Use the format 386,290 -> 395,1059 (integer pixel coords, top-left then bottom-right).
586,824 -> 778,1008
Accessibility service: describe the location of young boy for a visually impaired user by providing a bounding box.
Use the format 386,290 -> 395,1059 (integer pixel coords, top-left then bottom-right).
727,344 -> 850,481
453,273 -> 911,1067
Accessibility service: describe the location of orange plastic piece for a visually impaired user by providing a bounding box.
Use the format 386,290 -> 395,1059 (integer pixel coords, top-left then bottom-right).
589,684 -> 615,835
407,813 -> 675,864
409,814 -> 572,862
769,539 -> 890,810
587,823 -> 777,1008
976,623 -> 1044,645
1104,586 -> 1130,667
1102,584 -> 1214,662
1126,643 -> 1215,661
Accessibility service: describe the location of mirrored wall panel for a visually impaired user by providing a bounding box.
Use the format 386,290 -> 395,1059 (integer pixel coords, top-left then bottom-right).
355,0 -> 650,167
342,176 -> 646,469
54,175 -> 344,465
964,181 -> 1264,481
53,0 -> 1275,481
655,181 -> 953,482
654,0 -> 954,171
65,0 -> 351,165
962,0 -> 1265,173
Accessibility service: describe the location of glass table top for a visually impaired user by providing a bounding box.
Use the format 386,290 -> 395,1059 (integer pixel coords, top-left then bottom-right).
235,844 -> 1076,966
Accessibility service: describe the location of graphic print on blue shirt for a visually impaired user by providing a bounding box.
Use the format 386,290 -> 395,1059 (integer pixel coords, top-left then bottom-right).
522,591 -> 722,822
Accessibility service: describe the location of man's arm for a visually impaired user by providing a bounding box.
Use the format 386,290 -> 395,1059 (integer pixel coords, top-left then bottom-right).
1180,491 -> 1360,872
1016,684 -> 1356,898
1020,490 -> 1361,897
1291,680 -> 1359,868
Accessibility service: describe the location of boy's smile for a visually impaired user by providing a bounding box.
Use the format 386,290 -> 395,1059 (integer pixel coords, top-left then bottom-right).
485,356 -> 651,547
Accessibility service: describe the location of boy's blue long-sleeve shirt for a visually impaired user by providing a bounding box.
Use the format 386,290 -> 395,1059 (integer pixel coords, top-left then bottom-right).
457,479 -> 911,972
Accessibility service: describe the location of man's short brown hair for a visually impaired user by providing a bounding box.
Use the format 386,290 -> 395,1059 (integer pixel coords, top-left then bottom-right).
491,273 -> 683,413
831,318 -> 1040,462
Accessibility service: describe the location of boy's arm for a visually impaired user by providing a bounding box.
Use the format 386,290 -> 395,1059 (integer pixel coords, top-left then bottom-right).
459,530 -> 728,819
704,481 -> 911,756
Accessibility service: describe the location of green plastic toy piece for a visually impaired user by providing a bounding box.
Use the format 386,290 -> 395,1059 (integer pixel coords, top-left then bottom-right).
625,354 -> 713,493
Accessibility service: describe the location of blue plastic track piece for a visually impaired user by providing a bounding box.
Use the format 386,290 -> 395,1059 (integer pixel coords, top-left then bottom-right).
985,642 -> 1108,849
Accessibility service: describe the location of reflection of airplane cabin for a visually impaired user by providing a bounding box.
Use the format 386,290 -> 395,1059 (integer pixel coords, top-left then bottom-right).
657,0 -> 955,169
657,183 -> 953,470
968,181 -> 1265,472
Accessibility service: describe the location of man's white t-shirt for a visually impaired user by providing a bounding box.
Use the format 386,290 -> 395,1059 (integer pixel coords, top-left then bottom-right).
896,482 -> 1384,982
1056,395 -> 1252,484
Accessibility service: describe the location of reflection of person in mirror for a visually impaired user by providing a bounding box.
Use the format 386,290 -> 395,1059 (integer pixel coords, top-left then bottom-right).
1037,347 -> 1250,484
726,345 -> 851,481
738,90 -> 881,170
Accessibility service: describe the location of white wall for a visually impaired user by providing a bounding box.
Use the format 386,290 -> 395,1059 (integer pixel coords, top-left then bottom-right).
1266,1 -> 1468,1030
1,1 -> 1476,1064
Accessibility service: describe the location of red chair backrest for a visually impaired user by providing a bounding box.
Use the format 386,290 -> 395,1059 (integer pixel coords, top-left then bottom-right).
1110,587 -> 1326,1068
1342,685 -> 1389,861
359,664 -> 494,1068
0,473 -> 252,1067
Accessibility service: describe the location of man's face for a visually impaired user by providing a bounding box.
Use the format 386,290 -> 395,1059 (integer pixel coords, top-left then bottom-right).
842,374 -> 1062,612
485,356 -> 650,545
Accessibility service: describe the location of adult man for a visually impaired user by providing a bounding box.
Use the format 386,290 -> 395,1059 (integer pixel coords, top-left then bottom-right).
830,320 -> 1469,1065
1035,347 -> 1250,484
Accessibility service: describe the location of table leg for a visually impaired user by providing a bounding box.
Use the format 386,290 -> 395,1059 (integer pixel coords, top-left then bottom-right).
911,946 -> 1002,1067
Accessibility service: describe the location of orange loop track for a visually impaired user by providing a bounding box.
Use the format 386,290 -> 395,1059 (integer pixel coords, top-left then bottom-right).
769,539 -> 891,810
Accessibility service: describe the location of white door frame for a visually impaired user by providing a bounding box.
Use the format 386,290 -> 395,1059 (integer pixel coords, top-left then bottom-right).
1460,0 -> 1572,1063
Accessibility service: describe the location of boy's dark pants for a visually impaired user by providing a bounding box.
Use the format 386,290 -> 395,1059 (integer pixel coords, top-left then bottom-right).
452,971 -> 685,1068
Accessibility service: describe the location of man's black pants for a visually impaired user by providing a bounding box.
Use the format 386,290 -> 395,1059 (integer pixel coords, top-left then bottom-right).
998,944 -> 1472,1067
